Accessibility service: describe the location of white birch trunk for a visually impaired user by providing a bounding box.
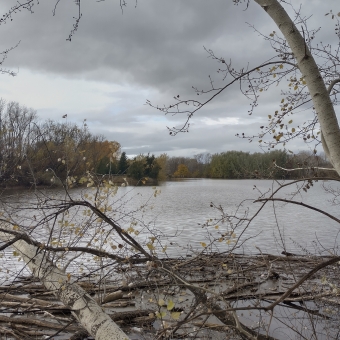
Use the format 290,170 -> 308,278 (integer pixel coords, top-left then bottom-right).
0,223 -> 129,340
254,0 -> 340,175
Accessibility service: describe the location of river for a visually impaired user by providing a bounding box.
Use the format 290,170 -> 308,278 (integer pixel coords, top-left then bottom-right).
115,178 -> 340,256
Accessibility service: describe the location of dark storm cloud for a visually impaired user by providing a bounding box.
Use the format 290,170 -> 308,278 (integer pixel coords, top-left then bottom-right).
0,0 -> 274,91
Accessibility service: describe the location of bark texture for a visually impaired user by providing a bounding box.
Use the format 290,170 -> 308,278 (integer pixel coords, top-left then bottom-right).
0,222 -> 129,340
254,0 -> 340,175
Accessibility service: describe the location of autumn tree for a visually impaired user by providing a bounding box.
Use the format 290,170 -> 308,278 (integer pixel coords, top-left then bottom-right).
173,164 -> 191,178
0,101 -> 121,187
155,153 -> 169,181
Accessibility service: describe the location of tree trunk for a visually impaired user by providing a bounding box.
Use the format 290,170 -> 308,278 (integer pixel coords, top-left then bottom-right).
0,222 -> 129,340
254,0 -> 340,175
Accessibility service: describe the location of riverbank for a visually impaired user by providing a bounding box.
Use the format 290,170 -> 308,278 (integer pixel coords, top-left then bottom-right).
0,175 -> 159,191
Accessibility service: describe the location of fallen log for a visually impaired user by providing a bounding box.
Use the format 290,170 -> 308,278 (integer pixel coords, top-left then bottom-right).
0,222 -> 129,340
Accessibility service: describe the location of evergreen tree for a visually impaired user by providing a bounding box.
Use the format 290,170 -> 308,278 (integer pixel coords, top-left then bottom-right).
118,152 -> 129,174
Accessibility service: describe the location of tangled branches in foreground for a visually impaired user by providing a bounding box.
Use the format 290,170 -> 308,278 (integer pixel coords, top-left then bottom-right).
0,252 -> 339,339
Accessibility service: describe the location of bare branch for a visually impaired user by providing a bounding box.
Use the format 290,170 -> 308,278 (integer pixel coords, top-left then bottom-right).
273,160 -> 336,172
255,197 -> 340,224
327,78 -> 340,93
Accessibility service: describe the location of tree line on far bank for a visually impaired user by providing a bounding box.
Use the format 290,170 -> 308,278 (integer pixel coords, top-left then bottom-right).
154,150 -> 333,181
0,100 -> 334,188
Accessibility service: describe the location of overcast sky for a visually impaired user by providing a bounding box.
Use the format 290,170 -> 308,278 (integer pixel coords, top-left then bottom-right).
0,0 -> 338,157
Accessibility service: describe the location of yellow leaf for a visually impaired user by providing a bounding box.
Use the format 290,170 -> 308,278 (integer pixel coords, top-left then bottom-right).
156,311 -> 166,319
281,98 -> 284,103
200,242 -> 207,248
167,299 -> 175,311
276,133 -> 283,141
288,120 -> 293,124
158,299 -> 165,306
13,251 -> 20,257
268,115 -> 272,119
279,64 -> 283,69
227,269 -> 233,274
12,225 -> 19,230
292,128 -> 296,133
214,225 -> 219,229
294,85 -> 298,90
171,312 -> 181,320
147,243 -> 155,251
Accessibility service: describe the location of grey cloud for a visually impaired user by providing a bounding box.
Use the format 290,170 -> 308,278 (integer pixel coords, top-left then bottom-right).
0,0 -> 334,156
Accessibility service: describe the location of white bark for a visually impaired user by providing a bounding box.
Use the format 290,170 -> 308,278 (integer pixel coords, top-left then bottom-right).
254,0 -> 340,175
0,223 -> 129,340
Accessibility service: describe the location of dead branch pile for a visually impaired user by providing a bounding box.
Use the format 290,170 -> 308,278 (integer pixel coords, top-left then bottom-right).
0,253 -> 339,339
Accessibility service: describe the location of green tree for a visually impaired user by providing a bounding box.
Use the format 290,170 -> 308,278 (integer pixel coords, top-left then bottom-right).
144,154 -> 161,179
127,159 -> 145,180
127,153 -> 161,180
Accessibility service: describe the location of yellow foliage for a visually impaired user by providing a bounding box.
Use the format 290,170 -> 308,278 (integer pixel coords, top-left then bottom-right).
171,312 -> 181,320
173,164 -> 191,178
167,299 -> 175,311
